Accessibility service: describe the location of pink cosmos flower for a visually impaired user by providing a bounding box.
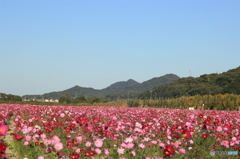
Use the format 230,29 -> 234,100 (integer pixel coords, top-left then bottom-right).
139,143 -> 145,149
190,114 -> 195,119
126,143 -> 134,149
124,137 -> 133,143
60,113 -> 65,117
25,135 -> 32,141
143,137 -> 151,142
32,128 -> 37,133
40,134 -> 46,140
22,128 -> 28,134
104,149 -> 109,155
24,141 -> 29,145
94,138 -> 103,147
229,141 -> 235,146
43,139 -> 51,146
38,156 -> 44,159
231,137 -> 237,141
117,147 -> 125,154
216,126 -> 223,132
32,134 -> 39,140
52,135 -> 60,144
95,148 -> 101,154
179,148 -> 186,154
54,142 -> 63,150
151,140 -> 157,144
189,140 -> 194,144
121,142 -> 127,148
76,148 -> 80,153
130,151 -> 136,156
85,141 -> 92,147
27,127 -> 33,132
76,136 -> 82,142
220,140 -> 229,148
112,136 -> 118,141
159,142 -> 165,148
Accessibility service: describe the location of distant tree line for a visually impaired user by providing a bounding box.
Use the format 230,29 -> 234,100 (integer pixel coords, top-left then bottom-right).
58,94 -> 110,104
0,93 -> 22,102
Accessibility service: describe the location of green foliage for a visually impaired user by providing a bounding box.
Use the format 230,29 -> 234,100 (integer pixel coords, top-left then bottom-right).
129,94 -> 240,111
0,93 -> 22,101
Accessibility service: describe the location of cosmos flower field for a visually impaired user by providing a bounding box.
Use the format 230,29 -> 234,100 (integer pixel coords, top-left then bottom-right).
0,104 -> 239,159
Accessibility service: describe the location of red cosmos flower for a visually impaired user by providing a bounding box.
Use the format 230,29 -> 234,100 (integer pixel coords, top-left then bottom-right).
163,145 -> 175,157
0,142 -> 7,152
93,119 -> 99,124
85,150 -> 95,157
204,120 -> 211,125
76,116 -> 88,125
73,139 -> 79,146
40,143 -> 45,147
233,146 -> 238,150
215,119 -> 219,123
14,121 -> 22,127
64,127 -> 71,133
104,131 -> 113,137
189,127 -> 194,132
28,122 -> 34,127
230,125 -> 234,129
46,129 -> 51,133
69,123 -> 76,128
199,114 -> 204,119
182,130 -> 192,139
69,152 -> 80,159
202,125 -> 207,129
13,134 -> 24,141
67,141 -> 73,147
201,133 -> 208,139
206,116 -> 211,121
57,152 -> 63,157
170,127 -> 176,132
172,134 -> 181,139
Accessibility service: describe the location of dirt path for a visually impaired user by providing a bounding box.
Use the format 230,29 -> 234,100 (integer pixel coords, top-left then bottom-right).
4,118 -> 18,159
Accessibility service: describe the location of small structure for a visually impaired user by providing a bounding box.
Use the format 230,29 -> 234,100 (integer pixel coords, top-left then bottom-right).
189,107 -> 195,110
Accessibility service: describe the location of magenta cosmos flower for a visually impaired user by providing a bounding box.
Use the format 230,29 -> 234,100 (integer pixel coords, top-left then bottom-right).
0,124 -> 8,136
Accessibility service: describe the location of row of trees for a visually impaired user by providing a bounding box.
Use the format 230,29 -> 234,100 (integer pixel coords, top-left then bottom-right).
58,94 -> 110,104
128,94 -> 240,111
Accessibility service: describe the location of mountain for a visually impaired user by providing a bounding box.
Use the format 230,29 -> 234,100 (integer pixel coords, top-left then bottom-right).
139,66 -> 240,99
131,74 -> 180,92
103,79 -> 140,91
22,74 -> 180,100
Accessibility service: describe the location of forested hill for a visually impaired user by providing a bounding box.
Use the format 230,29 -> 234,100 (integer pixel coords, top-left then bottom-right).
22,74 -> 180,100
139,67 -> 240,99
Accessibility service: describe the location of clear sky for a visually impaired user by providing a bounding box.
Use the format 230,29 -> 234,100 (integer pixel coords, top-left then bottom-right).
1,0 -> 240,96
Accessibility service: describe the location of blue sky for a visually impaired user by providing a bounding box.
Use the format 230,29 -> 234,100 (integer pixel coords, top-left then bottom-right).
0,0 -> 240,96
